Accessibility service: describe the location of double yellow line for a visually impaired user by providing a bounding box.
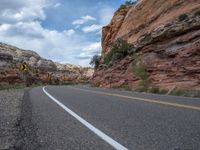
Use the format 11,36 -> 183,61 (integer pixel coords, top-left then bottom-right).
69,87 -> 200,111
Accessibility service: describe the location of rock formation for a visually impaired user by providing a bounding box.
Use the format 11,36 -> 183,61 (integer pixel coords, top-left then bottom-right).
0,42 -> 94,85
92,0 -> 200,90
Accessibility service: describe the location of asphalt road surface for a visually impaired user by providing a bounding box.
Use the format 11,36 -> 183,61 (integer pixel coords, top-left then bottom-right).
21,85 -> 200,150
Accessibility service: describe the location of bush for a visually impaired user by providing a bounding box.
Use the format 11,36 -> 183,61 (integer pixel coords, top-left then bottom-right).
133,57 -> 149,81
148,86 -> 168,94
135,86 -> 147,92
133,56 -> 149,91
119,84 -> 132,91
119,1 -> 138,11
194,10 -> 200,16
104,39 -> 133,65
90,55 -> 101,68
119,4 -> 126,10
178,13 -> 189,21
125,0 -> 137,5
170,89 -> 200,98
149,86 -> 160,93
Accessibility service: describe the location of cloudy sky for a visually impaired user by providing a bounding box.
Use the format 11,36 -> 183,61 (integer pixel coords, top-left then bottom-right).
0,0 -> 133,66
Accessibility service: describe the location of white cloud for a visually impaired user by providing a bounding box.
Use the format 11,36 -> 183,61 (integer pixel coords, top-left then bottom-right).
0,0 -> 106,67
72,15 -> 96,25
76,42 -> 101,64
82,24 -> 102,33
0,0 -> 47,24
54,3 -> 61,8
0,21 -> 100,66
82,42 -> 101,52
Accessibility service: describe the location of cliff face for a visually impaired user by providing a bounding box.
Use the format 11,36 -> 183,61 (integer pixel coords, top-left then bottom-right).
0,43 -> 94,85
92,0 -> 200,90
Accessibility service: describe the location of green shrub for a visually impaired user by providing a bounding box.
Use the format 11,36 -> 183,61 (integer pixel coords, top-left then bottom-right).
90,55 -> 101,68
133,56 -> 149,91
135,86 -> 147,92
104,39 -> 133,65
133,58 -> 149,81
119,0 -> 138,10
125,0 -> 137,5
0,71 -> 6,75
148,86 -> 168,94
170,89 -> 200,97
120,84 -> 132,91
119,4 -> 126,10
149,86 -> 160,93
178,13 -> 189,21
91,82 -> 100,87
194,10 -> 200,16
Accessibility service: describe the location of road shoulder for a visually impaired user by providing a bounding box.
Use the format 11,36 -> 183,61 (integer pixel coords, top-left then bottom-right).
0,89 -> 24,149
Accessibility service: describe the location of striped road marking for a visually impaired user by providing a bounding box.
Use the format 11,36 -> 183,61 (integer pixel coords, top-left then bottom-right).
69,87 -> 200,111
43,87 -> 128,150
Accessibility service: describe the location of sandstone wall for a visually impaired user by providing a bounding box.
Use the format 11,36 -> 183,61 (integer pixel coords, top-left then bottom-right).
92,0 -> 200,90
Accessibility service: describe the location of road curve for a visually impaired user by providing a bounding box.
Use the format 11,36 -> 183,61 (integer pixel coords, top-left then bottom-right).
22,85 -> 200,150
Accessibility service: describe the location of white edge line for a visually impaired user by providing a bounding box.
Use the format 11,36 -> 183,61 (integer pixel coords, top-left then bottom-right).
42,86 -> 128,150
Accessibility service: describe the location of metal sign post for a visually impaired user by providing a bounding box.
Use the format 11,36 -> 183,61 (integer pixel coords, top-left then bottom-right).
19,62 -> 29,86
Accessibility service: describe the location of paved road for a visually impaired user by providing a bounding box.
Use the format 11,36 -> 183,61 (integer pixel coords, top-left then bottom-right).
21,85 -> 200,150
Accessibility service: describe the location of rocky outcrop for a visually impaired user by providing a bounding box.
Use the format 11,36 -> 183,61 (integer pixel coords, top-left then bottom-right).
54,63 -> 94,82
92,0 -> 200,90
0,43 -> 56,71
0,43 -> 94,85
102,5 -> 132,55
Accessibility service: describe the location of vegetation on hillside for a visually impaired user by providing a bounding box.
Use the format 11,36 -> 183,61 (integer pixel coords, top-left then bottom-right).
119,0 -> 138,10
133,55 -> 150,91
178,13 -> 189,21
90,55 -> 101,68
104,38 -> 135,66
194,10 -> 200,16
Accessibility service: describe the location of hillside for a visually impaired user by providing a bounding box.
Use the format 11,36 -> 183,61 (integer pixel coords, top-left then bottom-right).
0,42 -> 93,86
92,0 -> 200,91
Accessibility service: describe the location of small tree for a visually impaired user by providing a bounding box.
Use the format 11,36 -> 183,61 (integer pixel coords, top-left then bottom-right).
104,38 -> 133,65
178,13 -> 189,21
195,10 -> 200,17
133,56 -> 149,91
119,0 -> 138,10
90,55 -> 101,68
125,0 -> 137,5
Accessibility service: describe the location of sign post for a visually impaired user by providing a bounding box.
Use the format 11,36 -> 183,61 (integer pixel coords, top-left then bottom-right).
20,63 -> 28,71
19,62 -> 29,86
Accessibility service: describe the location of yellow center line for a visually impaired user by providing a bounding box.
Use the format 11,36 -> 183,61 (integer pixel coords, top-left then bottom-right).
69,87 -> 200,111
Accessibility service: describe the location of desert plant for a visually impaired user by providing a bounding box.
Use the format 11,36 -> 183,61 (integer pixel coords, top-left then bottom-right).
133,57 -> 149,81
125,0 -> 137,5
133,56 -> 149,91
104,39 -> 133,65
0,71 -> 6,75
149,86 -> 160,93
194,10 -> 200,17
119,4 -> 126,10
121,84 -> 132,91
178,13 -> 189,21
90,55 -> 101,68
170,89 -> 200,98
148,86 -> 168,94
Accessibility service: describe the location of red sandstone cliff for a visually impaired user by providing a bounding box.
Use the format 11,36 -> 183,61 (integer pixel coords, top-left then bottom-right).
92,0 -> 200,90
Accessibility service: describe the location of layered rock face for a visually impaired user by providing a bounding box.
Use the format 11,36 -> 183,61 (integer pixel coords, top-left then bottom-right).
92,0 -> 200,90
0,43 -> 94,85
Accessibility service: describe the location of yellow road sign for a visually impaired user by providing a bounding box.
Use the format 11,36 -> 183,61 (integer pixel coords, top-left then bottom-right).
20,63 -> 28,71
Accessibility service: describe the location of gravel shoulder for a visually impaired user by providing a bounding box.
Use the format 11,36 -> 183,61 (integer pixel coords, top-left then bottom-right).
0,89 -> 24,149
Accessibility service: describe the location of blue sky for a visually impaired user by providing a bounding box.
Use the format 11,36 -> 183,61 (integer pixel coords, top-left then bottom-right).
0,0 -> 133,66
